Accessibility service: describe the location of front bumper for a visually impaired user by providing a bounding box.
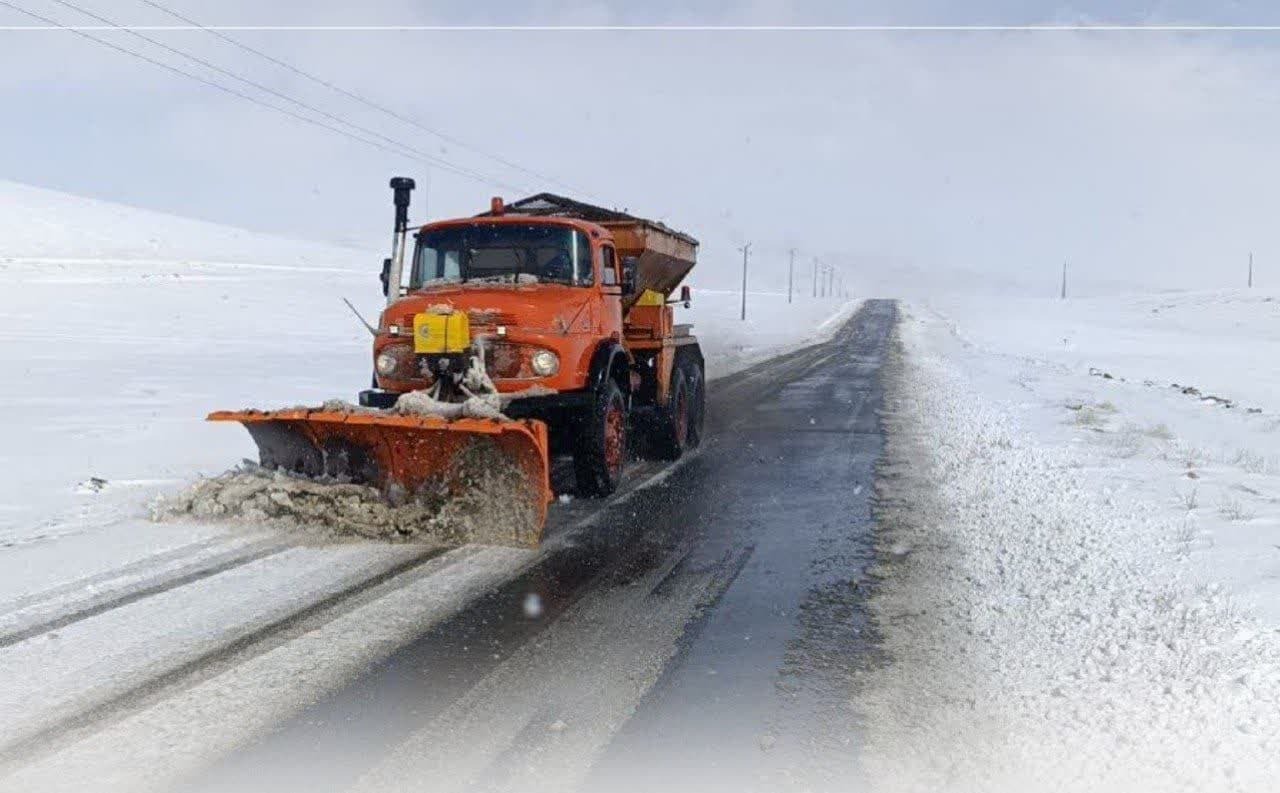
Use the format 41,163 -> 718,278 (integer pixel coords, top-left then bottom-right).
502,391 -> 592,419
358,389 -> 400,409
357,388 -> 592,417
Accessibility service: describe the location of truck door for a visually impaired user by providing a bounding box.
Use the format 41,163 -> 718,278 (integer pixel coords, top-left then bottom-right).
600,243 -> 624,334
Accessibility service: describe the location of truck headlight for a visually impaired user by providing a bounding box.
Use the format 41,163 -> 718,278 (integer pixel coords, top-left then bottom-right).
530,350 -> 559,376
375,351 -> 399,376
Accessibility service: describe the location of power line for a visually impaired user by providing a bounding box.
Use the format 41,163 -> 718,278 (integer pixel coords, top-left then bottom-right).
138,0 -> 597,200
7,24 -> 1280,31
46,0 -> 531,192
1,0 -> 530,193
7,1 -> 834,263
0,0 -> 427,165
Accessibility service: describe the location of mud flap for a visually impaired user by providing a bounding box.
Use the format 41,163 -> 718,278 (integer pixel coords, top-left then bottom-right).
207,409 -> 553,545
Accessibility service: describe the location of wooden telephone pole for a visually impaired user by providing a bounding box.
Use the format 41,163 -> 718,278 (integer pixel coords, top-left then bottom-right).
788,248 -> 795,304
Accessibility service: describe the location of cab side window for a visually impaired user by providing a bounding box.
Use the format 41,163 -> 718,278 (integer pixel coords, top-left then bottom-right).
601,245 -> 618,286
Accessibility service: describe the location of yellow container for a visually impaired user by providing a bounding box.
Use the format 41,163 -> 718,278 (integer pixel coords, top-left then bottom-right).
635,289 -> 666,307
413,311 -> 470,354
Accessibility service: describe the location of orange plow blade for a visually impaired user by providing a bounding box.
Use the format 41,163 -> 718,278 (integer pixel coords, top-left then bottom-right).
207,409 -> 553,545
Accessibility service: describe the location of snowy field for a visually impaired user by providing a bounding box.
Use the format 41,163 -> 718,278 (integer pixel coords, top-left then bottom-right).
0,181 -> 854,790
863,291 -> 1280,792
932,290 -> 1280,625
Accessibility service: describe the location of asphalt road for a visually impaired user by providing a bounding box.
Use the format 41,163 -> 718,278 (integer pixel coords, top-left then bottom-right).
187,298 -> 896,793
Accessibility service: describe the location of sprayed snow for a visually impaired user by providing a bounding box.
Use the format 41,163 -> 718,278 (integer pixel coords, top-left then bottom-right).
157,438 -> 541,548
861,305 -> 1280,793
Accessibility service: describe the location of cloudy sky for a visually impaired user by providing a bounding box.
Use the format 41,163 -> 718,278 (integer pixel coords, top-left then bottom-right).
3,1 -> 1280,294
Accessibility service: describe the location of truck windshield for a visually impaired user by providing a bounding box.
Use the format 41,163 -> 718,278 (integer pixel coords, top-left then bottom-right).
411,223 -> 594,288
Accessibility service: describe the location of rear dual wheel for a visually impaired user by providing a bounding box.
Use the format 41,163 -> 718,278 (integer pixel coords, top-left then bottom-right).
685,359 -> 705,447
653,356 -> 705,460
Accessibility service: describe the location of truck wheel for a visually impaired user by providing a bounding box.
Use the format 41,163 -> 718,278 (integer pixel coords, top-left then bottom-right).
683,359 -> 705,449
652,367 -> 691,461
573,379 -> 628,496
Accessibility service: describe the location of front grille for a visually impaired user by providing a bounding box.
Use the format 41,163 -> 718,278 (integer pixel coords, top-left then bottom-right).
484,341 -> 532,379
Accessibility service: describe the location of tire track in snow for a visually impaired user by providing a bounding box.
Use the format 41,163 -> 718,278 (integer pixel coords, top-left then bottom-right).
0,543 -> 452,771
0,535 -> 245,613
0,546 -> 531,793
0,537 -> 290,649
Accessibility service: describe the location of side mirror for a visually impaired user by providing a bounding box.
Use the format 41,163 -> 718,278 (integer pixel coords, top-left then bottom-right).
679,285 -> 692,308
380,257 -> 392,297
621,256 -> 639,296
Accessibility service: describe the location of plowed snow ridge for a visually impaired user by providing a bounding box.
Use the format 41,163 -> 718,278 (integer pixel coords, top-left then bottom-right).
862,310 -> 1280,793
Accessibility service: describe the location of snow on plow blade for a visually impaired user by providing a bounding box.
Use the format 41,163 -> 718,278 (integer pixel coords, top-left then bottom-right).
206,409 -> 553,545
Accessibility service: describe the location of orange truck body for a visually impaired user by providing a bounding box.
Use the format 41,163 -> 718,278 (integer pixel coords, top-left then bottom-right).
209,192 -> 702,546
371,197 -> 699,405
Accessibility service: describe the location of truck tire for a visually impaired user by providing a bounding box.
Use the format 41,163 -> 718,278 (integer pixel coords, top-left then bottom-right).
651,366 -> 692,461
683,357 -> 705,449
573,378 -> 628,496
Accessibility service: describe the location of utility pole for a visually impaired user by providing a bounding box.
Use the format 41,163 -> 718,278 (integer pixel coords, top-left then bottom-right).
788,248 -> 795,304
739,243 -> 751,321
1061,259 -> 1068,300
1249,251 -> 1254,288
827,266 -> 835,297
812,257 -> 818,298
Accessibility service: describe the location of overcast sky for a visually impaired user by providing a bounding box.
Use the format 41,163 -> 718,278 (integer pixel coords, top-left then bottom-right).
4,0 -> 1280,294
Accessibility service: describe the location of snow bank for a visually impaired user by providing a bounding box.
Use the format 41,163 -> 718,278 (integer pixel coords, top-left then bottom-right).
925,289 -> 1280,626
683,288 -> 859,379
862,308 -> 1280,792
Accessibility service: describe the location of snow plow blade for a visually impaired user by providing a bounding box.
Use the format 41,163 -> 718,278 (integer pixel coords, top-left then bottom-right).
206,409 -> 553,546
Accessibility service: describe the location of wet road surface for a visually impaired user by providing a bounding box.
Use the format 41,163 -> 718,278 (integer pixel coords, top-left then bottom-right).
187,299 -> 896,793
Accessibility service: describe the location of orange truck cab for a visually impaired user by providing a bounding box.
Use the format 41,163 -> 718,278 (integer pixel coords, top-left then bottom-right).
359,187 -> 704,496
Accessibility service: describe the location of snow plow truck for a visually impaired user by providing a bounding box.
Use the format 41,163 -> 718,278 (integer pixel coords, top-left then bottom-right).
209,178 -> 704,546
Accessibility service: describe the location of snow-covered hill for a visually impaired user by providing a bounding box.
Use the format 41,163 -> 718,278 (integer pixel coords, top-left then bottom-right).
0,182 -> 376,549
0,180 -> 367,267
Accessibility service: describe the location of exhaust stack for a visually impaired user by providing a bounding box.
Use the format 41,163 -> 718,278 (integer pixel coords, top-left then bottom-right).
386,176 -> 416,305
